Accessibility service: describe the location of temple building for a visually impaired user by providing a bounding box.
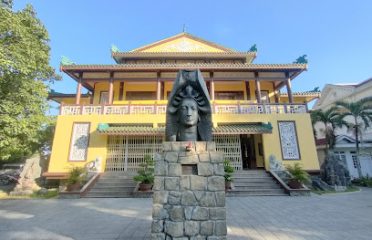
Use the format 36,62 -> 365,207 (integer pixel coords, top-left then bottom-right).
46,32 -> 320,181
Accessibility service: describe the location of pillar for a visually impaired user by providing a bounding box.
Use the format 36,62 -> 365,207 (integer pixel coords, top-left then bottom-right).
156,72 -> 161,100
108,72 -> 114,104
210,72 -> 215,101
254,72 -> 261,103
285,72 -> 293,103
75,73 -> 82,104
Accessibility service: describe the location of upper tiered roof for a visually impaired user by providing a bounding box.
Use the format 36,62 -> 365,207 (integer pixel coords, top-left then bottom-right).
111,32 -> 256,64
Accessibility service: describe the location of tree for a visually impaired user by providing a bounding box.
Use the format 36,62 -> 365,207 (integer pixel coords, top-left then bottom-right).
0,2 -> 59,162
334,97 -> 372,178
311,107 -> 344,154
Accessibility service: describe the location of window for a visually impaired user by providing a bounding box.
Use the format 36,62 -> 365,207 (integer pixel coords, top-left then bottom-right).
334,151 -> 346,163
125,91 -> 156,100
215,91 -> 244,100
351,151 -> 359,169
99,91 -> 109,104
260,90 -> 270,103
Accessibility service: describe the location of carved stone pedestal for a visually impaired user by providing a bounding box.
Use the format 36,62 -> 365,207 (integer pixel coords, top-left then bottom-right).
151,142 -> 227,240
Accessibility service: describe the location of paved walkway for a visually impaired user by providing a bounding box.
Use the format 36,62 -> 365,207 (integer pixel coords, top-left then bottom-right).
0,188 -> 372,240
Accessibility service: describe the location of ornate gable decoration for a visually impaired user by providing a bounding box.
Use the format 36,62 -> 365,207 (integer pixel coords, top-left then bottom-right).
132,33 -> 234,53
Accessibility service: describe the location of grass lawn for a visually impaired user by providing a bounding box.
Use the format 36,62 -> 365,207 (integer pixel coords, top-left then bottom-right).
0,186 -> 58,199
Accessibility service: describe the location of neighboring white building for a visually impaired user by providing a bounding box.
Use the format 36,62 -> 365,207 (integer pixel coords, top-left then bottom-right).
313,78 -> 372,179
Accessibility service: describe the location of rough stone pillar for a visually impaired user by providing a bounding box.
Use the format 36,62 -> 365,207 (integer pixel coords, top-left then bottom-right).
151,141 -> 227,240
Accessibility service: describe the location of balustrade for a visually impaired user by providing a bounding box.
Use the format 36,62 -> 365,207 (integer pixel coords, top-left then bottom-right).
60,103 -> 307,115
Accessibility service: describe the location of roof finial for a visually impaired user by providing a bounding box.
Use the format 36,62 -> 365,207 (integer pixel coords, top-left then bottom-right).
182,24 -> 187,33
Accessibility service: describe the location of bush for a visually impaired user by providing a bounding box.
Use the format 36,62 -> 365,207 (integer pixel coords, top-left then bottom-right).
66,167 -> 87,185
352,176 -> 372,187
224,160 -> 234,182
286,163 -> 310,184
133,155 -> 154,184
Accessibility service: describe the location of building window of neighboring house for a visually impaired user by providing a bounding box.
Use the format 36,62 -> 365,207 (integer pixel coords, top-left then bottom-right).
351,151 -> 358,168
278,121 -> 300,160
69,123 -> 90,161
215,91 -> 244,100
99,91 -> 109,104
260,90 -> 270,103
126,91 -> 156,100
334,151 -> 346,163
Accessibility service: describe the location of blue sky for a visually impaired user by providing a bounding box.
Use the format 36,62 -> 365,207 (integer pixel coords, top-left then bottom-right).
14,0 -> 372,100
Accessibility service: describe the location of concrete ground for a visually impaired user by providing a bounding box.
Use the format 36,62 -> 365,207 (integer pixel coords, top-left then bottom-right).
0,188 -> 372,240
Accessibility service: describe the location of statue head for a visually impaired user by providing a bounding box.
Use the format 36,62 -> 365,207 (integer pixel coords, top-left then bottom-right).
178,97 -> 199,128
166,70 -> 212,141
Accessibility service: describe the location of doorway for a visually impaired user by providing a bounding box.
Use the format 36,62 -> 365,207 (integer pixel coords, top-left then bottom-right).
241,134 -> 255,169
240,134 -> 264,169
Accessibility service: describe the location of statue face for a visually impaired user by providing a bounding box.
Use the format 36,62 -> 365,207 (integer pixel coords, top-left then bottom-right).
179,98 -> 198,127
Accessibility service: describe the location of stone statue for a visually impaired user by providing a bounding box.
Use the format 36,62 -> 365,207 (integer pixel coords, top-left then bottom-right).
166,69 -> 212,141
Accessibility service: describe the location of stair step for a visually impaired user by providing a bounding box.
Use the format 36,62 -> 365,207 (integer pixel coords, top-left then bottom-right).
99,177 -> 135,180
229,189 -> 285,194
234,186 -> 281,190
227,193 -> 288,197
89,188 -> 134,193
84,193 -> 134,198
94,183 -> 136,188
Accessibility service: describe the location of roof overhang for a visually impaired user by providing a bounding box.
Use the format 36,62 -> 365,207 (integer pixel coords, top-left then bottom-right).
60,63 -> 307,90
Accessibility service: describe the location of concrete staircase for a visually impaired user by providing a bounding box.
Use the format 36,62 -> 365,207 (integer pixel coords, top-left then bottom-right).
83,172 -> 137,198
227,170 -> 287,196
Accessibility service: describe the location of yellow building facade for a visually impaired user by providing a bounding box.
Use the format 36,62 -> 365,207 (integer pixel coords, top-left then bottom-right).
46,33 -> 320,179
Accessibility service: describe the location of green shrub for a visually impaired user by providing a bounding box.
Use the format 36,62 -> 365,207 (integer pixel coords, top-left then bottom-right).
133,155 -> 154,184
286,163 -> 310,184
353,176 -> 372,187
66,167 -> 87,185
224,160 -> 235,182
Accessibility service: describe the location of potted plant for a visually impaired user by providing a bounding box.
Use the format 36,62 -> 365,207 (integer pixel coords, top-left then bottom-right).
133,155 -> 154,191
286,163 -> 310,189
224,160 -> 234,190
66,167 -> 87,192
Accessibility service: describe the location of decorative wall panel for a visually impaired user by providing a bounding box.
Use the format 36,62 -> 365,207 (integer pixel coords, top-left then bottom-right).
278,121 -> 300,160
69,123 -> 90,161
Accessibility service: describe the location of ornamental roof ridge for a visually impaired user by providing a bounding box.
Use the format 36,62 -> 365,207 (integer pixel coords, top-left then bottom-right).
112,51 -> 254,55
61,63 -> 307,68
129,32 -> 237,53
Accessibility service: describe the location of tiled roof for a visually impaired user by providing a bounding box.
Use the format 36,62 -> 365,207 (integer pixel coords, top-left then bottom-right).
213,123 -> 273,135
61,63 -> 307,71
97,123 -> 272,136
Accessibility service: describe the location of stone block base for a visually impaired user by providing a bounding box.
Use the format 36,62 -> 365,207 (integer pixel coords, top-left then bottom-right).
151,142 -> 227,239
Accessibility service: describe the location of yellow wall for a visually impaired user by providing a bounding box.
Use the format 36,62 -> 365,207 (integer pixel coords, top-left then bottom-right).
48,114 -> 166,173
141,36 -> 225,53
213,113 -> 320,171
48,111 -> 319,174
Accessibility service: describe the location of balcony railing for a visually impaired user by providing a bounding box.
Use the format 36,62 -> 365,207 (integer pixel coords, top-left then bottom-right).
60,103 -> 307,116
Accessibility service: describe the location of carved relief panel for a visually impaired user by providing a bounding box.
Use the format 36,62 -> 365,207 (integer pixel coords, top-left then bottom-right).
278,121 -> 300,160
69,123 -> 90,161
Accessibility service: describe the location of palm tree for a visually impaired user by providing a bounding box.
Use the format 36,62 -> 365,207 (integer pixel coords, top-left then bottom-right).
310,107 -> 343,155
334,97 -> 372,178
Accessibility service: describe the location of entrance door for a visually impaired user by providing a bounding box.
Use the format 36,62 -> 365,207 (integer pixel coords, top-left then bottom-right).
240,134 -> 256,169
